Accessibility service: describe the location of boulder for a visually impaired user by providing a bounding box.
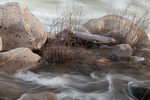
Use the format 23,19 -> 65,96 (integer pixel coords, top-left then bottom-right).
0,2 -> 47,51
84,15 -> 148,47
0,47 -> 41,74
0,37 -> 2,51
18,92 -> 57,100
98,44 -> 132,57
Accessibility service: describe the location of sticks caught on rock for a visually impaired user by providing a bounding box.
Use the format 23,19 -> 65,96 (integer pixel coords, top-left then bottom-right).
57,29 -> 116,45
70,30 -> 116,45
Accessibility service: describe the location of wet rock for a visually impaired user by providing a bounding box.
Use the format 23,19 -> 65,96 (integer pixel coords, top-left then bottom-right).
134,49 -> 150,60
84,14 -> 148,47
18,92 -> 57,100
98,44 -> 132,57
128,82 -> 150,100
96,56 -> 144,68
96,58 -> 112,67
120,56 -> 145,62
96,58 -> 112,64
0,47 -> 41,74
0,37 -> 2,51
0,2 -> 47,51
108,54 -> 120,61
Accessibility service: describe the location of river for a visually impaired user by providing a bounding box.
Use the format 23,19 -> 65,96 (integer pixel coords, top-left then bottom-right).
0,70 -> 149,100
0,69 -> 149,100
0,0 -> 150,100
1,0 -> 150,30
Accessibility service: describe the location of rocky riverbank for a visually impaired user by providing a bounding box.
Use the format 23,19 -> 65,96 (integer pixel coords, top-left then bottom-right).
0,2 -> 150,100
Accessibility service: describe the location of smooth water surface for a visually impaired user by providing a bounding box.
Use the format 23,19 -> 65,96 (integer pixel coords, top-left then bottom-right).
1,0 -> 150,29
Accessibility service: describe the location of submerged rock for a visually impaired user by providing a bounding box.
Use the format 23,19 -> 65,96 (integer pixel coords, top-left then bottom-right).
0,37 -> 2,51
84,14 -> 148,47
98,44 -> 132,57
18,92 -> 57,100
0,2 -> 47,51
0,47 -> 41,74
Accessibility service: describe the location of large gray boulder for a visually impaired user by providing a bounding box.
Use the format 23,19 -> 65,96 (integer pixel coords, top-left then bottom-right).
0,2 -> 47,51
0,37 -> 2,51
0,47 -> 41,74
18,92 -> 57,100
98,44 -> 133,57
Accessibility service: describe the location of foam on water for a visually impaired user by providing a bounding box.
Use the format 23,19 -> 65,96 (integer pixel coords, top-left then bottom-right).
15,71 -> 69,88
15,71 -> 143,100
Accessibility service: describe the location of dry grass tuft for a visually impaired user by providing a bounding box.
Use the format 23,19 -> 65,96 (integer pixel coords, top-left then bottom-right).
42,44 -> 89,63
43,46 -> 76,63
43,30 -> 91,63
105,6 -> 150,47
41,1 -> 86,63
49,1 -> 84,34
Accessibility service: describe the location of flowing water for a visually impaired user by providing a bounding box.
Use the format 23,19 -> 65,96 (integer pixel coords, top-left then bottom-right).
0,70 -> 150,100
0,0 -> 150,100
0,71 -> 150,100
1,0 -> 150,29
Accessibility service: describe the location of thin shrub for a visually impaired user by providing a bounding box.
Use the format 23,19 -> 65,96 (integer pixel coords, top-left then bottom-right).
42,1 -> 87,63
49,1 -> 84,34
43,46 -> 77,63
105,5 -> 150,47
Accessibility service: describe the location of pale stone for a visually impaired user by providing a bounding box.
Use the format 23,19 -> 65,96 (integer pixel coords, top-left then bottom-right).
0,47 -> 41,74
19,92 -> 57,100
0,2 -> 47,51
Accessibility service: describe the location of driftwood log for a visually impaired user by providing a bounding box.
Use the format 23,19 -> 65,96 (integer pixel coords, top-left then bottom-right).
57,29 -> 116,45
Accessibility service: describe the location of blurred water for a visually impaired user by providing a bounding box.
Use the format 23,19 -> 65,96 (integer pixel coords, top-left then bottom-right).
0,71 -> 149,100
0,0 -> 150,29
